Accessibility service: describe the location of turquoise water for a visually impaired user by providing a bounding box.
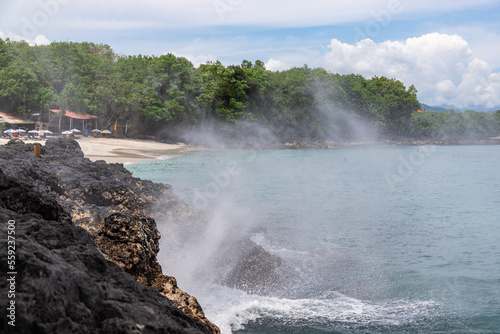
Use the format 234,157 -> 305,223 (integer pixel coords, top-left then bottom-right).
128,145 -> 500,333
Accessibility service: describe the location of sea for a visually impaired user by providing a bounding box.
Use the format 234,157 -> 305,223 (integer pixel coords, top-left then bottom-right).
127,144 -> 500,334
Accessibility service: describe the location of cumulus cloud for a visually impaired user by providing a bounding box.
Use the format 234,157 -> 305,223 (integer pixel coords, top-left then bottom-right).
0,30 -> 50,46
323,33 -> 500,108
265,58 -> 290,71
170,52 -> 217,68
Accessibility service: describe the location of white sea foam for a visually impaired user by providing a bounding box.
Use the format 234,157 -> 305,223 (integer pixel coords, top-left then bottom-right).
132,146 -> 500,334
250,233 -> 308,257
196,284 -> 440,334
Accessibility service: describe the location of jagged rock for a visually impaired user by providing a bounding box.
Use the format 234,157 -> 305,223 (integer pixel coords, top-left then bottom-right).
217,238 -> 283,295
0,138 -> 283,332
153,275 -> 220,334
0,168 -> 66,222
42,137 -> 85,158
93,213 -> 162,284
0,209 -> 211,334
0,139 -> 219,333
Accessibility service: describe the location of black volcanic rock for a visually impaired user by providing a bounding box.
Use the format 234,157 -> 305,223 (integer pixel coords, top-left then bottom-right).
215,237 -> 284,295
0,209 -> 211,334
0,139 -> 218,333
0,139 -> 283,333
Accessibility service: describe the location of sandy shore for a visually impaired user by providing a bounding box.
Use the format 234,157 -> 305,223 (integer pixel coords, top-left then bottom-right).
0,136 -> 188,164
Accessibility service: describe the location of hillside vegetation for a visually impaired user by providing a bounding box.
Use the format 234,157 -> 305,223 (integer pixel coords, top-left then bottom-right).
1,39 -> 499,142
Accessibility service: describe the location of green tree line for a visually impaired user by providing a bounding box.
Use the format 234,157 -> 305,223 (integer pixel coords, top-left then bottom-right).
409,109 -> 500,140
1,38 -> 498,142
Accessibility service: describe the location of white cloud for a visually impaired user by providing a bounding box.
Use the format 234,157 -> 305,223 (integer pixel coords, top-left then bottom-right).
323,33 -> 500,108
438,25 -> 500,71
170,52 -> 217,68
0,30 -> 50,46
3,0 -> 498,31
265,58 -> 290,71
1,1 -> 499,108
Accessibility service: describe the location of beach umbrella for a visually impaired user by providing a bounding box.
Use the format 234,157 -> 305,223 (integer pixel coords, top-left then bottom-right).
5,129 -> 15,134
71,128 -> 81,133
91,129 -> 101,132
101,130 -> 112,134
44,130 -> 53,135
28,130 -> 39,134
62,130 -> 73,135
16,129 -> 26,133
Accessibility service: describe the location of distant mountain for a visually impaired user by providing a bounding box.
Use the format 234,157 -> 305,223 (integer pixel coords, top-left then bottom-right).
421,104 -> 448,113
421,103 -> 500,113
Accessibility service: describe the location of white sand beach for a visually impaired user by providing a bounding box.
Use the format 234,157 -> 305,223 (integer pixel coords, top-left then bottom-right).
0,136 -> 188,164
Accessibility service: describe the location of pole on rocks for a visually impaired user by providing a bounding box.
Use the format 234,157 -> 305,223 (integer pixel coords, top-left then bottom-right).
34,143 -> 41,158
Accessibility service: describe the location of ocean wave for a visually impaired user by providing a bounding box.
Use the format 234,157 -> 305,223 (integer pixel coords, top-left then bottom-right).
200,286 -> 440,334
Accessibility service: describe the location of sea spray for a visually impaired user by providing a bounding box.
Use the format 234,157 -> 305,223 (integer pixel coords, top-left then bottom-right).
129,145 -> 500,333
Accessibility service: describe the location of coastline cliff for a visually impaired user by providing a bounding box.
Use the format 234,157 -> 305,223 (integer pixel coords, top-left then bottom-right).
0,138 -> 283,333
0,139 -> 221,333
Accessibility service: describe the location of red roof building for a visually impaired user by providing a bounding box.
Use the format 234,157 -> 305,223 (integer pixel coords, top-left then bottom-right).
50,109 -> 98,120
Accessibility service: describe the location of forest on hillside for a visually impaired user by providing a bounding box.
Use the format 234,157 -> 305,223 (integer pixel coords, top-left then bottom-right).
0,38 -> 499,143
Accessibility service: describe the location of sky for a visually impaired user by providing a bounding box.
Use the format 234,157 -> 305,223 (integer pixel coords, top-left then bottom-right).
1,0 -> 500,109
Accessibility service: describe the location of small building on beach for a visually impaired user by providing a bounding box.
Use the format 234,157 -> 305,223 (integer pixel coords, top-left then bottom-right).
0,111 -> 36,131
49,109 -> 99,134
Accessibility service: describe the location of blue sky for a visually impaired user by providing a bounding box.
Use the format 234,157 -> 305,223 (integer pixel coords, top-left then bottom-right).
1,0 -> 500,108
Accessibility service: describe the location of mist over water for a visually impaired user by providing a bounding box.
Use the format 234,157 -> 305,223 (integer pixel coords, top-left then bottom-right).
129,145 -> 500,334
315,103 -> 380,143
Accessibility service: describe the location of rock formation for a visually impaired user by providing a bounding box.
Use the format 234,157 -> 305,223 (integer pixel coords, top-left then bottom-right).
0,138 -> 284,333
0,139 -> 217,333
0,208 -> 211,334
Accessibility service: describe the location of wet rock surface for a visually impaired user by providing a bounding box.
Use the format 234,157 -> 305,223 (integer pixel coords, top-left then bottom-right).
0,139 -> 283,333
0,209 -> 211,334
219,238 -> 283,295
0,139 -> 217,333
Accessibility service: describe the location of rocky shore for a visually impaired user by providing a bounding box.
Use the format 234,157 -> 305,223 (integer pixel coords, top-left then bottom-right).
202,137 -> 500,151
0,139 -> 283,333
277,138 -> 500,149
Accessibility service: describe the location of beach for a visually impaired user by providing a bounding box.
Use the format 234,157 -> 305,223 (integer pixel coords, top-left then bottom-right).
0,136 -> 188,164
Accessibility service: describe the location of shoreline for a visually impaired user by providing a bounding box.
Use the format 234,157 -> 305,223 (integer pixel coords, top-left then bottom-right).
276,138 -> 500,149
2,136 -> 499,163
0,136 -> 190,164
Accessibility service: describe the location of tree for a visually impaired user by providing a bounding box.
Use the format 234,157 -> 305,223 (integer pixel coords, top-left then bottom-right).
195,62 -> 249,123
0,38 -> 8,69
0,39 -> 443,143
366,76 -> 420,137
0,59 -> 55,114
492,110 -> 500,136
